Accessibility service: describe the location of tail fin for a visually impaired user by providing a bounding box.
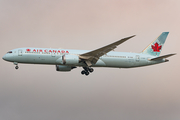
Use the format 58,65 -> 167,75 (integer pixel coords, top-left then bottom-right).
142,32 -> 169,56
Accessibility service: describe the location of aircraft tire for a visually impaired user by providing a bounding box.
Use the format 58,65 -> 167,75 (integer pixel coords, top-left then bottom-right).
89,68 -> 94,73
85,71 -> 89,76
81,70 -> 85,75
15,66 -> 19,69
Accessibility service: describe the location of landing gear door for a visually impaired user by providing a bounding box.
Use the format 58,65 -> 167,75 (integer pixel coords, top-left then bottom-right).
18,50 -> 22,56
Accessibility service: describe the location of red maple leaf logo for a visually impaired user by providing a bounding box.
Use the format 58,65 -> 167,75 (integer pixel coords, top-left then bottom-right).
26,49 -> 31,52
151,42 -> 162,52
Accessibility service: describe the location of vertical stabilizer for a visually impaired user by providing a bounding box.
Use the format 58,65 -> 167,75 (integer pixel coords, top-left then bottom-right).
142,32 -> 169,56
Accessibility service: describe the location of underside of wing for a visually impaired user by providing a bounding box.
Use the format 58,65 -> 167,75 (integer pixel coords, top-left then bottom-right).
79,35 -> 135,66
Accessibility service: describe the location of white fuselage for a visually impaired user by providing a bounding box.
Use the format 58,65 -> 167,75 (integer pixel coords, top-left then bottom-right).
2,48 -> 166,68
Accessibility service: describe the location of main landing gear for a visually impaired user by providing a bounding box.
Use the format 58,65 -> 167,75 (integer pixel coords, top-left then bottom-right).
81,67 -> 94,76
14,62 -> 19,70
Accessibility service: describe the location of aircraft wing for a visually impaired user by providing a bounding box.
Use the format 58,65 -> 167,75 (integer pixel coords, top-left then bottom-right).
79,35 -> 135,66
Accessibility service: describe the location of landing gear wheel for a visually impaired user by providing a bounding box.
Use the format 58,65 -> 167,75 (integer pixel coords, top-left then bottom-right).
85,71 -> 89,76
81,67 -> 94,75
81,70 -> 85,75
89,68 -> 94,73
15,66 -> 19,69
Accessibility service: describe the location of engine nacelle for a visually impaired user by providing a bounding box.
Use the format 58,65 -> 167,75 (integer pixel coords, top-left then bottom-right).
57,55 -> 80,65
56,65 -> 75,72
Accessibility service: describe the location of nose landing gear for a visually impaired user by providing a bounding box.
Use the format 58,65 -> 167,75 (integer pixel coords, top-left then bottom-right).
14,62 -> 19,70
81,67 -> 94,76
15,66 -> 19,69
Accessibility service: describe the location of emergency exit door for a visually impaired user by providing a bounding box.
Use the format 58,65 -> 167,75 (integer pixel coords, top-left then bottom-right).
18,50 -> 22,56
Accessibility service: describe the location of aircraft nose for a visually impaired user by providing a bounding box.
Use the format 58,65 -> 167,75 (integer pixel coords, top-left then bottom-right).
2,55 -> 6,60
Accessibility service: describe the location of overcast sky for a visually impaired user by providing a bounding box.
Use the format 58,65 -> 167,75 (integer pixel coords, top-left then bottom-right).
0,0 -> 180,120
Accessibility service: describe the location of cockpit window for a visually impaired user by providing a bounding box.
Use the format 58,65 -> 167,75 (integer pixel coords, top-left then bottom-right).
7,51 -> 12,53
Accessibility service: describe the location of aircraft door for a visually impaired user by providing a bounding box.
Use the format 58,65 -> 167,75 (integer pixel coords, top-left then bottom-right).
136,55 -> 140,62
51,52 -> 56,57
18,49 -> 22,56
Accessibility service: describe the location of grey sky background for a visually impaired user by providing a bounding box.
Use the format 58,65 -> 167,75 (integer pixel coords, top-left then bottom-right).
0,0 -> 180,120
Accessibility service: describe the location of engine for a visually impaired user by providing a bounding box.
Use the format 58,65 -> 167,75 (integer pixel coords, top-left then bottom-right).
56,55 -> 80,65
56,65 -> 76,72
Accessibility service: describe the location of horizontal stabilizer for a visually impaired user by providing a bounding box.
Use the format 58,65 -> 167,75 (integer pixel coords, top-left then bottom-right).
150,53 -> 176,61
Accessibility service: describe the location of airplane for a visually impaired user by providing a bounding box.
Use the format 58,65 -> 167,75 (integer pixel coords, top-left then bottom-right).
2,32 -> 176,76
